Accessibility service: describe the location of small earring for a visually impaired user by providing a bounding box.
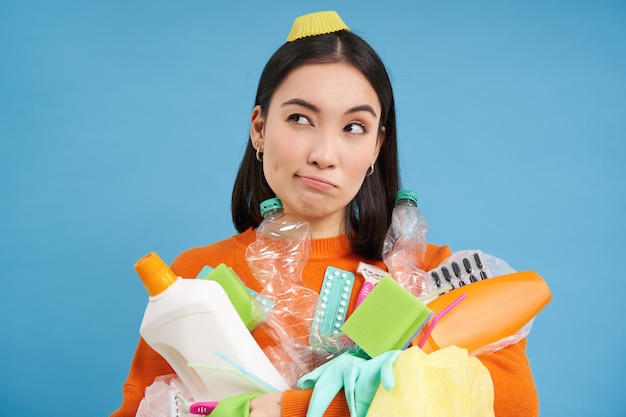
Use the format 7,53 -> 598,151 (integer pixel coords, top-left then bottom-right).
255,143 -> 263,162
366,163 -> 375,176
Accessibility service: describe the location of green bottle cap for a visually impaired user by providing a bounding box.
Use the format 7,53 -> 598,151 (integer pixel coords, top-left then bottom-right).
395,189 -> 418,206
259,198 -> 283,216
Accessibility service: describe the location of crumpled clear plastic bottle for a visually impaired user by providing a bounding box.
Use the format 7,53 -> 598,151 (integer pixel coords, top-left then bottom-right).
382,189 -> 430,297
245,198 -> 320,387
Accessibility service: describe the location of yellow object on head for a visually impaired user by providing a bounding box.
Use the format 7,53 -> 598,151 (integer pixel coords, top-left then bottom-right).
286,11 -> 350,42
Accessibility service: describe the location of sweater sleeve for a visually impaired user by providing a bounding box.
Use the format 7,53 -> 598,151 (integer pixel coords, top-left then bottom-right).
477,338 -> 539,417
282,389 -> 349,417
110,337 -> 174,417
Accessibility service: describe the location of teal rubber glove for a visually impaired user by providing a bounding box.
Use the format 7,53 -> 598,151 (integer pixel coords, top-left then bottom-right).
297,349 -> 401,417
207,392 -> 265,417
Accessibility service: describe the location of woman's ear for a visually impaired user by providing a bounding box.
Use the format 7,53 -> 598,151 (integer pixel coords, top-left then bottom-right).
250,105 -> 265,149
374,126 -> 386,160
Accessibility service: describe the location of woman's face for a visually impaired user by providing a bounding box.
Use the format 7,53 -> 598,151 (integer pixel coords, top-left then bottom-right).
250,62 -> 384,237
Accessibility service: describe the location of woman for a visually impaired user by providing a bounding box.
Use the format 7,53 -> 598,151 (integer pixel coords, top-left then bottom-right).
111,11 -> 538,417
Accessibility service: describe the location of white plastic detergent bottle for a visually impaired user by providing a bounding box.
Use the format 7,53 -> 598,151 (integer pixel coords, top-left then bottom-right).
135,251 -> 290,402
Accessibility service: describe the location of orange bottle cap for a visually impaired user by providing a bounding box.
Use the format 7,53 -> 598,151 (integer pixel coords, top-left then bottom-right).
135,252 -> 177,296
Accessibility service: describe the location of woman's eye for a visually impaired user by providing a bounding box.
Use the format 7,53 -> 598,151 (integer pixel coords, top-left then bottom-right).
288,114 -> 310,125
344,123 -> 367,134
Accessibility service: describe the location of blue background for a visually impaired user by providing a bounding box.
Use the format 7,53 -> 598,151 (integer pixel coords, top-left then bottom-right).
1,1 -> 624,416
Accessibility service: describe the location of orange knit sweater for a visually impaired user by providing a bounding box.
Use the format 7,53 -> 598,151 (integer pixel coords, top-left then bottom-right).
111,228 -> 538,416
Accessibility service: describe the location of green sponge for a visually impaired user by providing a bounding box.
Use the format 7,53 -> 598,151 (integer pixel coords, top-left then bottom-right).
196,264 -> 261,331
341,275 -> 433,358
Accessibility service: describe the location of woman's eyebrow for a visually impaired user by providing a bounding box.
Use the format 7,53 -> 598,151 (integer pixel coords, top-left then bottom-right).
281,99 -> 378,118
345,104 -> 377,118
281,98 -> 319,112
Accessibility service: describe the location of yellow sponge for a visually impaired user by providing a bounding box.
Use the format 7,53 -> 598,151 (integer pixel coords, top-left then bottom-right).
367,346 -> 495,417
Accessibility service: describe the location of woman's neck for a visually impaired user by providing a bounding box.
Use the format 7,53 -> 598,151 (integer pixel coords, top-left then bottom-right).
306,215 -> 346,239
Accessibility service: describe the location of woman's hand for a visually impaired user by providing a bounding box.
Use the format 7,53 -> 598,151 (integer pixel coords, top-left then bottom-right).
249,391 -> 284,417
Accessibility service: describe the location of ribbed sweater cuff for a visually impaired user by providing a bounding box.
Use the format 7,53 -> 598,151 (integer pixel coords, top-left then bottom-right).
281,389 -> 348,417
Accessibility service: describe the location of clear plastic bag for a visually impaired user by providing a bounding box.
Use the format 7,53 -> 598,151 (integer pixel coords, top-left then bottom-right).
135,375 -> 192,417
472,319 -> 534,356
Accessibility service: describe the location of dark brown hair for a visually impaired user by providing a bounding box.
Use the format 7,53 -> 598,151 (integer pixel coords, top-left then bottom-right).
231,30 -> 399,260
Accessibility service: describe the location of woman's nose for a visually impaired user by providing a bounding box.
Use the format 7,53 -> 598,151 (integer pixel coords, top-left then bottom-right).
307,130 -> 338,168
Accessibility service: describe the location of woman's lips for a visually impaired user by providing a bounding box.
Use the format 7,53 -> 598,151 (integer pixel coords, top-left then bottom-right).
297,175 -> 336,190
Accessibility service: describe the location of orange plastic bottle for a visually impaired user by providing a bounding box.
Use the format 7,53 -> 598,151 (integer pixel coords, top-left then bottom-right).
416,270 -> 551,354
